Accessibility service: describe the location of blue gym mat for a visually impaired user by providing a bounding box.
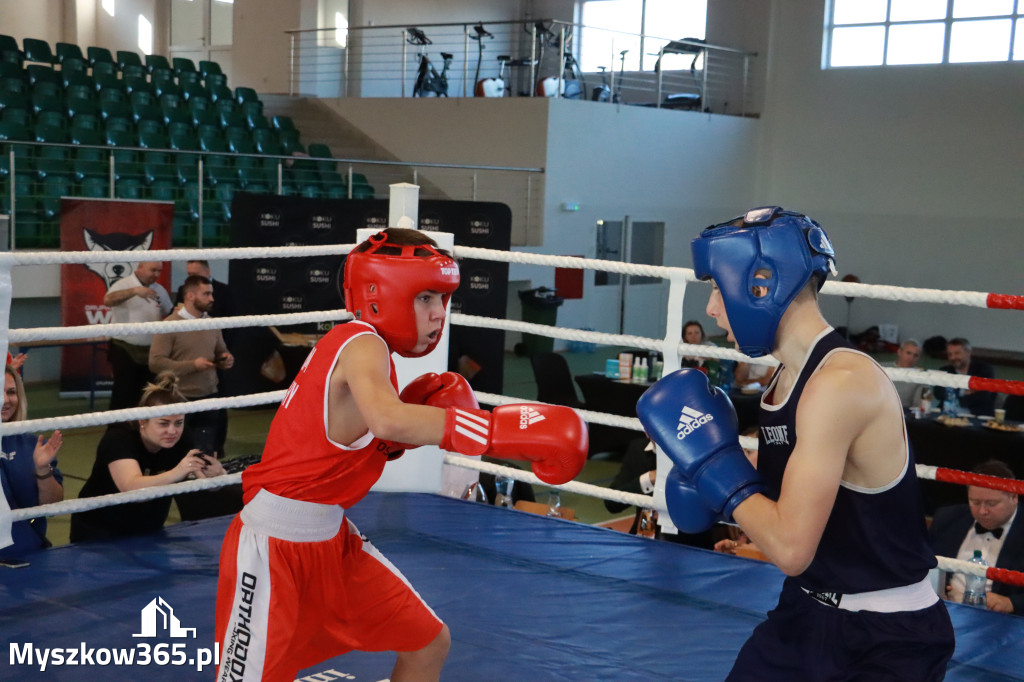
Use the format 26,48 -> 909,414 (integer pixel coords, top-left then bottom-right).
2,492 -> 1022,681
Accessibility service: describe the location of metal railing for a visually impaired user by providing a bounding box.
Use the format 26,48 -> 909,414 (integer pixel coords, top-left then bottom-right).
286,19 -> 759,116
1,141 -> 543,250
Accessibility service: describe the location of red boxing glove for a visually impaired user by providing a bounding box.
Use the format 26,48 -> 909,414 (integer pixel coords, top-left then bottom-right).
400,371 -> 479,410
440,404 -> 588,485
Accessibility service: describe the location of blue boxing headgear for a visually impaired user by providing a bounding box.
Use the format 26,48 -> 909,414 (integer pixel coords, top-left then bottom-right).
691,206 -> 836,358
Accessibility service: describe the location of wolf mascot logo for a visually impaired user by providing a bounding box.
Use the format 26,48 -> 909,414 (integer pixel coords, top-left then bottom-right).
81,228 -> 154,289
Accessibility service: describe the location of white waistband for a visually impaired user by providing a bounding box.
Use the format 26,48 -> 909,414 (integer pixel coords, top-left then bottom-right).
240,489 -> 345,542
803,577 -> 939,613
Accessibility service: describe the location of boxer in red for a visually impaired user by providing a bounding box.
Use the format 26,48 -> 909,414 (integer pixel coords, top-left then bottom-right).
215,228 -> 588,681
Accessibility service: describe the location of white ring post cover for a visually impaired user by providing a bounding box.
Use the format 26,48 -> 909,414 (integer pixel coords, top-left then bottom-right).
364,184 -> 460,494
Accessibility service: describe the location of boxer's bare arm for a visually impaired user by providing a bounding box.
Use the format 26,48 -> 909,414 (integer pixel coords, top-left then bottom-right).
327,334 -> 446,447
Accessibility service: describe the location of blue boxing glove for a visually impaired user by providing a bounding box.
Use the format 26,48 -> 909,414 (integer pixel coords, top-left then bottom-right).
664,466 -> 719,534
637,369 -> 764,523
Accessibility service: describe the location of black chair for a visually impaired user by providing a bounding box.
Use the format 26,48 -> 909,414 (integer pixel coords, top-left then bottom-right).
529,352 -> 584,408
1004,395 -> 1024,423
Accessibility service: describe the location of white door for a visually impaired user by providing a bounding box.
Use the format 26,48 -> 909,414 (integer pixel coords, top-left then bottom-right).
593,217 -> 668,341
169,0 -> 234,84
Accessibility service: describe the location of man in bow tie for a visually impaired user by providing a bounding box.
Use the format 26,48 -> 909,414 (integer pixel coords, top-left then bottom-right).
929,460 -> 1023,613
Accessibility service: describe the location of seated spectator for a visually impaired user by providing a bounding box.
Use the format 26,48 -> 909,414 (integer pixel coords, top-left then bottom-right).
889,338 -> 926,408
70,371 -> 227,543
929,460 -> 1023,614
734,361 -> 774,392
933,337 -> 996,416
0,365 -> 64,559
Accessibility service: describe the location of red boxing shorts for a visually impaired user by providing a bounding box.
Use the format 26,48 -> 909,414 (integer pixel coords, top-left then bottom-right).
215,490 -> 444,681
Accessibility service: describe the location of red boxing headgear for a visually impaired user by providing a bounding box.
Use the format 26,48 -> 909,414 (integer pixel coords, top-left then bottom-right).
343,231 -> 460,357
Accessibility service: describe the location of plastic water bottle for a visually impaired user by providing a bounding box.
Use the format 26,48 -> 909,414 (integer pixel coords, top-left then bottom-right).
962,550 -> 988,607
943,389 -> 961,416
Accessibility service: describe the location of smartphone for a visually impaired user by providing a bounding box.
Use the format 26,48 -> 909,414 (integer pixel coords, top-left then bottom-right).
192,426 -> 218,456
0,558 -> 30,569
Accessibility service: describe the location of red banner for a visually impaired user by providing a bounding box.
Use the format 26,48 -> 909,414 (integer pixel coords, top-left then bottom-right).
59,198 -> 173,396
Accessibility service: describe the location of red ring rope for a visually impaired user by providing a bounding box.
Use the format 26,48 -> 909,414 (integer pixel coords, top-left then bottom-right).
969,376 -> 1024,396
931,468 -> 1024,495
988,566 -> 1024,588
986,293 -> 1024,310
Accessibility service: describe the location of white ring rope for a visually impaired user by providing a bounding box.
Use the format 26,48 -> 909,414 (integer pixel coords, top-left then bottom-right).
9,472 -> 242,522
0,391 -> 286,436
9,310 -> 352,343
0,244 -> 355,266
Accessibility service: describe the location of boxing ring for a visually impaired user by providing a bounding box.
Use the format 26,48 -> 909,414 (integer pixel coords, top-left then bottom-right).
2,216 -> 1024,680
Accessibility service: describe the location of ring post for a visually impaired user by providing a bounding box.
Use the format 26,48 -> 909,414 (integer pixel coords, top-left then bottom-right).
0,256 -> 13,548
366,184 -> 456,495
653,272 -> 688,536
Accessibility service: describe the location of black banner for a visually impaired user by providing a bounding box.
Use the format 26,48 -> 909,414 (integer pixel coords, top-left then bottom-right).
226,194 -> 510,395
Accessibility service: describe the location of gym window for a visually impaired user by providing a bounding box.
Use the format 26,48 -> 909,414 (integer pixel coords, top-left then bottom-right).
824,0 -> 1024,68
579,0 -> 707,72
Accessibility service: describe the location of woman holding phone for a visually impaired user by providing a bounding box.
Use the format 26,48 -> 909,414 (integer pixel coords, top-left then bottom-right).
70,372 -> 226,543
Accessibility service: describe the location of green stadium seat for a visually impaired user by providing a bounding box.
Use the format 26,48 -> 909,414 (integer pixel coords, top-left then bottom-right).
72,146 -> 107,182
246,112 -> 271,131
34,124 -> 71,180
0,48 -> 24,69
130,90 -> 162,124
173,57 -> 197,74
117,50 -> 144,71
198,60 -> 223,78
182,81 -> 209,102
0,85 -> 29,113
234,86 -> 259,105
123,74 -> 153,97
22,38 -> 56,65
145,54 -> 172,73
115,176 -> 144,199
60,57 -> 91,88
1,106 -> 31,127
78,174 -> 108,198
0,35 -> 21,58
32,90 -> 65,116
219,109 -> 246,129
149,178 -> 177,202
137,121 -> 168,146
65,84 -> 98,118
99,92 -> 132,122
0,61 -> 23,81
27,64 -> 60,87
205,73 -> 228,90
35,109 -> 68,130
41,173 -> 73,219
272,115 -> 297,133
251,128 -> 282,156
91,61 -> 121,91
87,46 -> 115,67
0,120 -> 34,177
142,148 -> 175,186
106,128 -> 142,179
55,42 -> 85,65
103,116 -> 133,137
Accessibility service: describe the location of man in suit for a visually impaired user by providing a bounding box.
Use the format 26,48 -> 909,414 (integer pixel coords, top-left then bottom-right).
933,337 -> 996,416
929,459 -> 1023,614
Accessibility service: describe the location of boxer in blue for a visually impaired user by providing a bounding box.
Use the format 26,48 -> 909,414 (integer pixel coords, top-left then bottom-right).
638,207 -> 954,681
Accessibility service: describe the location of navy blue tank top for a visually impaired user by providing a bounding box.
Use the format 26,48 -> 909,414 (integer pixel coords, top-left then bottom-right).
757,328 -> 936,593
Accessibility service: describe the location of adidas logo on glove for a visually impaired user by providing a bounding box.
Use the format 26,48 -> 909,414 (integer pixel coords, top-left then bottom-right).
676,406 -> 713,439
519,406 -> 546,429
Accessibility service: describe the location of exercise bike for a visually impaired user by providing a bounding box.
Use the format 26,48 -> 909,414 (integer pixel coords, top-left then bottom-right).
471,23 -> 507,97
531,22 -> 584,99
406,27 -> 452,98
592,50 -> 629,103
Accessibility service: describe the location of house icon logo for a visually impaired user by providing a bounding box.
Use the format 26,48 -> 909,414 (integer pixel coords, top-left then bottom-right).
132,597 -> 197,639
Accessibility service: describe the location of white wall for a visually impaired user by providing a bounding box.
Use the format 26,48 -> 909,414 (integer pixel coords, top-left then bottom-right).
746,0 -> 1024,351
